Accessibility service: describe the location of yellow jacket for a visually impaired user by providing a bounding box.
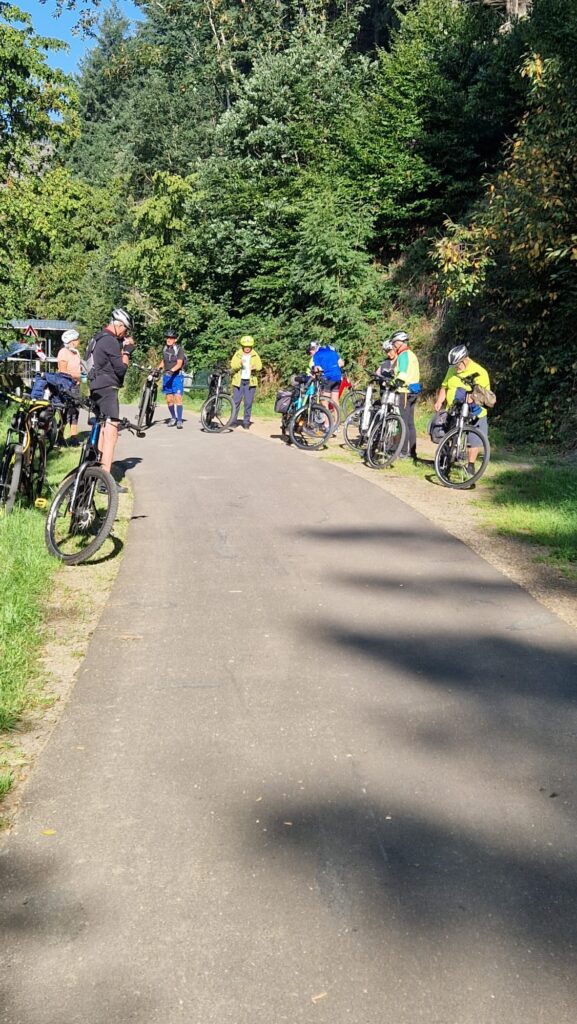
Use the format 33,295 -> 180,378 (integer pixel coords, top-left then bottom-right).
230,349 -> 262,387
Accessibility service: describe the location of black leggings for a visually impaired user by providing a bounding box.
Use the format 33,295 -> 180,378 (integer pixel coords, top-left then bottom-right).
398,393 -> 418,457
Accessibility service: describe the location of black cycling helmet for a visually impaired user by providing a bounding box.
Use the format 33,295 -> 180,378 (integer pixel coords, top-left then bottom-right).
448,344 -> 468,366
165,327 -> 178,339
111,307 -> 132,331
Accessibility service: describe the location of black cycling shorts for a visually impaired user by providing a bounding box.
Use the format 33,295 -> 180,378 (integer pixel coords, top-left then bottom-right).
90,386 -> 120,421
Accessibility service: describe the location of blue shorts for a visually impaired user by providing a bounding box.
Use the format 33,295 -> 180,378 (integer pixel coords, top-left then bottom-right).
162,372 -> 184,396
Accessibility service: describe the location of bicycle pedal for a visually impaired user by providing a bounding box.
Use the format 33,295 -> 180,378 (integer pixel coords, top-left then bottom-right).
34,498 -> 48,509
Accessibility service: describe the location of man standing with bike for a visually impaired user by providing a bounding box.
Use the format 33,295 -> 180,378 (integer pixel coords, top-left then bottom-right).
434,345 -> 492,477
86,308 -> 135,485
387,330 -> 421,460
158,328 -> 186,430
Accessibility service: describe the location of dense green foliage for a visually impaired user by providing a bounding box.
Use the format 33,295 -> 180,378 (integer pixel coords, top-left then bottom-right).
0,0 -> 575,439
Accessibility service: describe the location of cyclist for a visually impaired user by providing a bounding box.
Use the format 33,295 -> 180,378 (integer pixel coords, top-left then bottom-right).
434,345 -> 491,476
230,335 -> 262,429
158,328 -> 186,429
57,329 -> 82,443
86,308 -> 134,485
387,330 -> 420,459
311,341 -> 344,402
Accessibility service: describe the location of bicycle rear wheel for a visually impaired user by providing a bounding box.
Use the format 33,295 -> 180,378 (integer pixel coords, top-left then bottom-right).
434,426 -> 490,489
340,389 -> 366,419
0,443 -> 23,514
343,408 -> 365,451
201,393 -> 234,432
288,403 -> 333,450
365,412 -> 405,469
45,466 -> 119,564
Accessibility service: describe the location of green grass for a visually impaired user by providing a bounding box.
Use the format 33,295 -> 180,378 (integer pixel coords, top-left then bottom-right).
477,463 -> 577,578
0,442 -> 78,731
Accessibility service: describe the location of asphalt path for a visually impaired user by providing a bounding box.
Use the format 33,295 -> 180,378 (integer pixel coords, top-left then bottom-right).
2,413 -> 577,1024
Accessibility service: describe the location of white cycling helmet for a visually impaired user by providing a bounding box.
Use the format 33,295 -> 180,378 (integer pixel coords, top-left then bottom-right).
382,339 -> 395,353
111,307 -> 132,331
390,330 -> 410,345
448,344 -> 468,366
62,329 -> 79,345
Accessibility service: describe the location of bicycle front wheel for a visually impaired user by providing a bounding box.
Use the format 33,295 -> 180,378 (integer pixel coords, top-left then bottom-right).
288,403 -> 333,450
145,386 -> 157,428
0,443 -> 23,514
45,466 -> 119,564
137,387 -> 150,430
365,413 -> 405,469
201,394 -> 234,432
434,426 -> 490,489
25,438 -> 47,503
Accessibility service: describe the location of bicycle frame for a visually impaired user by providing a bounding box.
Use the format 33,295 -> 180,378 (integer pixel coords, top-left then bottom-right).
67,417 -> 103,514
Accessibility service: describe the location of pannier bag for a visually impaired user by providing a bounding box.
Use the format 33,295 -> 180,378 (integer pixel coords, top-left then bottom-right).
472,383 -> 497,408
428,411 -> 450,444
274,389 -> 293,414
31,372 -> 76,406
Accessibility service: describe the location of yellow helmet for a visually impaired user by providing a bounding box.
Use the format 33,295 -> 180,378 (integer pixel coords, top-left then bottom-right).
239,335 -> 255,348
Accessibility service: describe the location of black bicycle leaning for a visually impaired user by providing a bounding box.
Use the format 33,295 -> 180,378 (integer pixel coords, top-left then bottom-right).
200,367 -> 234,432
0,388 -> 55,514
433,373 -> 490,489
134,364 -> 160,430
45,399 -> 145,564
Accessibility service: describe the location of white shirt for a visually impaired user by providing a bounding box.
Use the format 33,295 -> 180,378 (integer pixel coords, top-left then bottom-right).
241,353 -> 252,380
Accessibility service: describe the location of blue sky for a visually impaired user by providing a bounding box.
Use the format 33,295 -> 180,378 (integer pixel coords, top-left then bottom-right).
15,1 -> 143,75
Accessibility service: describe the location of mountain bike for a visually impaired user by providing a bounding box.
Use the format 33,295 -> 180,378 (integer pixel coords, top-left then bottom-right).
433,375 -> 490,489
134,364 -> 160,429
311,371 -> 341,434
45,402 -> 145,564
365,376 -> 406,469
200,367 -> 234,432
342,373 -> 406,468
0,388 -> 55,514
285,373 -> 334,450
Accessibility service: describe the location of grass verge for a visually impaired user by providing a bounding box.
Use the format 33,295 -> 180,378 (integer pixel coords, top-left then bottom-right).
0,445 -> 78,733
477,463 -> 577,579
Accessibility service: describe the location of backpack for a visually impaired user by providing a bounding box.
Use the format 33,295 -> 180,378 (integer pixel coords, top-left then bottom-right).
164,346 -> 188,373
472,383 -> 497,409
84,335 -> 98,381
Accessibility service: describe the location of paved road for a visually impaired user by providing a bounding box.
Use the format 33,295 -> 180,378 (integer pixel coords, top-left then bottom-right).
2,416 -> 577,1024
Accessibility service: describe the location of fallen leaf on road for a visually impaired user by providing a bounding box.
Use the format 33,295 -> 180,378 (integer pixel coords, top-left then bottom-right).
41,829 -> 57,836
119,634 -> 143,641
311,992 -> 328,1004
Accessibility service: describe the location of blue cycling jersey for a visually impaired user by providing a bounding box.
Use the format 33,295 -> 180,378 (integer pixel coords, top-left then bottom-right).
312,346 -> 342,383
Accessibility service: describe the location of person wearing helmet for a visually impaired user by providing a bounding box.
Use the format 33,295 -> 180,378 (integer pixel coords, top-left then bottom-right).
306,341 -> 320,370
388,331 -> 421,459
435,345 -> 492,476
230,335 -> 262,429
310,341 -> 344,401
86,308 -> 135,485
157,328 -> 186,429
57,329 -> 82,443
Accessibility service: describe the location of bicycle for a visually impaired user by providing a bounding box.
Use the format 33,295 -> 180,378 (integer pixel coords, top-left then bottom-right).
433,374 -> 490,489
200,367 -> 234,432
281,373 -> 334,450
311,370 -> 342,434
0,388 -> 55,514
342,372 -> 406,468
45,400 -> 146,564
134,364 -> 160,430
